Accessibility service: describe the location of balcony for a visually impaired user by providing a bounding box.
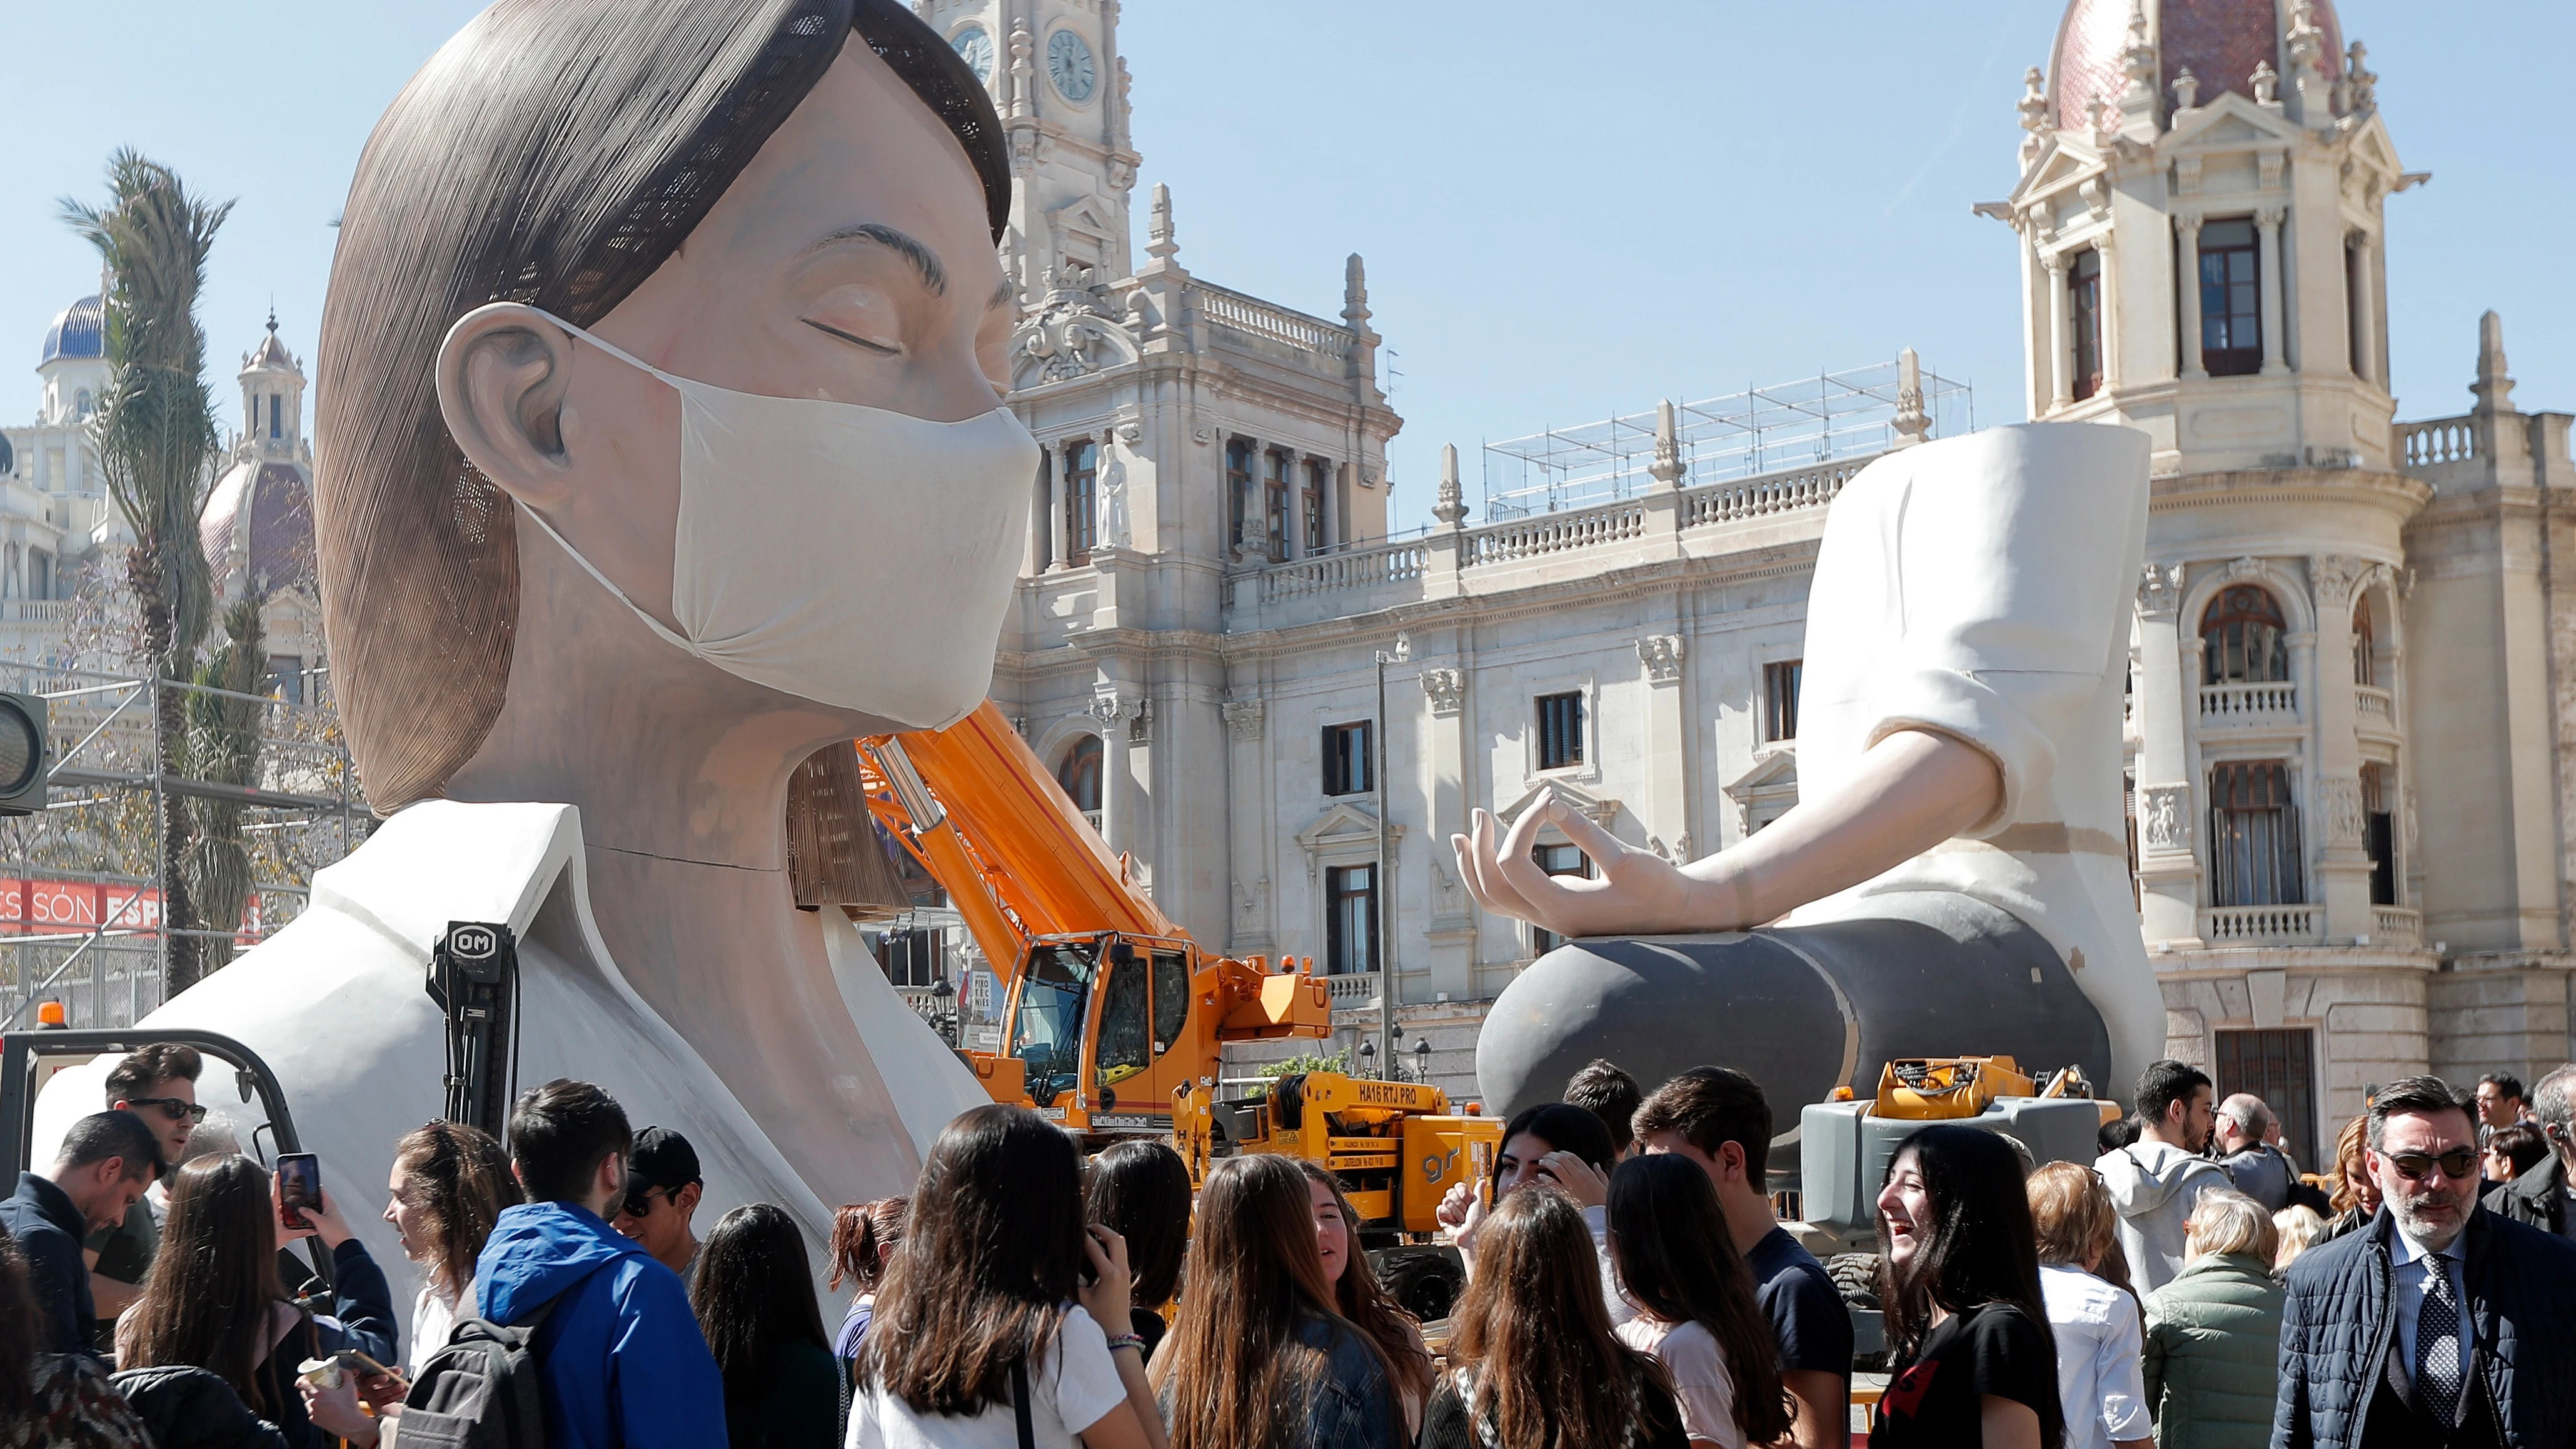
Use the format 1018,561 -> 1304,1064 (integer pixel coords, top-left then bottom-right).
2200,681 -> 2297,724
2355,685 -> 2395,730
2371,906 -> 2422,946
2201,904 -> 2320,945
1324,972 -> 1381,1010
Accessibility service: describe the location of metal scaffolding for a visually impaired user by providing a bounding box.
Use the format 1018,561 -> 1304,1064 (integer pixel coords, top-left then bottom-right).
1479,358 -> 1975,519
0,660 -> 371,1030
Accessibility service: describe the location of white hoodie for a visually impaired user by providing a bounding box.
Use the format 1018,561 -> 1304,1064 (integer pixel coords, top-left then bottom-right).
2095,1140 -> 2230,1291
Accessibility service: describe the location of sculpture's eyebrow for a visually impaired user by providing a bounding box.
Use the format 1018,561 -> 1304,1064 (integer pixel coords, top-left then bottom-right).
801,223 -> 946,297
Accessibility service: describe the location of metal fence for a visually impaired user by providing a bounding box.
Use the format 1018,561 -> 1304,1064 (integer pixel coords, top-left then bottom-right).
0,661 -> 371,1030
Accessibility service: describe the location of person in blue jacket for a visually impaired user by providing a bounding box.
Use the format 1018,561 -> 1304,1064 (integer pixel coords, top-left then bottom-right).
473,1079 -> 727,1449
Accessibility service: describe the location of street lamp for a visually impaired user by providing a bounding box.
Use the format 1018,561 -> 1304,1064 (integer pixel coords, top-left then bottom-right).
1412,1035 -> 1432,1084
1357,1036 -> 1377,1080
1371,631 -> 1411,1068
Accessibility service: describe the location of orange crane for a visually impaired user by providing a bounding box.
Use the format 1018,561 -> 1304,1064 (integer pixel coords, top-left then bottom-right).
855,703 -> 1333,1140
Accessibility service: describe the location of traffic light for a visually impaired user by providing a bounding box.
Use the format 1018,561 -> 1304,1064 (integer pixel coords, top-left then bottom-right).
0,692 -> 46,816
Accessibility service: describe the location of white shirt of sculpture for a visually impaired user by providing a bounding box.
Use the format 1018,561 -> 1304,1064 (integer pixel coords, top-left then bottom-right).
33,800 -> 987,1313
1783,422 -> 2161,1090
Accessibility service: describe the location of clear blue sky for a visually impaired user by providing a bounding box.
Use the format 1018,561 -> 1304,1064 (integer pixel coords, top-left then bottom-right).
5,3 -> 2565,533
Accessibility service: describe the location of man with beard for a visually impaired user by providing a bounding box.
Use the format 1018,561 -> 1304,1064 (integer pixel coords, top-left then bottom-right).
2273,1075 -> 2576,1449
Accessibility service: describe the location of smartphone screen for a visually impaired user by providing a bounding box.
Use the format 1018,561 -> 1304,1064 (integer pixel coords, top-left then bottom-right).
276,1153 -> 321,1230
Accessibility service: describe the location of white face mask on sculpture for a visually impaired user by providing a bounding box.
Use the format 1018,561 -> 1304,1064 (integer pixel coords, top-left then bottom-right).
508,312 -> 1038,730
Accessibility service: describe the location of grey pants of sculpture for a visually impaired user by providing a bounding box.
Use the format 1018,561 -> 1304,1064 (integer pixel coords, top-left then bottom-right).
1475,890 -> 2112,1175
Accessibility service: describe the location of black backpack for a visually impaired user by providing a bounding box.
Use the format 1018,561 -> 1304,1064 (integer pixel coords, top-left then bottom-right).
393,1298 -> 563,1449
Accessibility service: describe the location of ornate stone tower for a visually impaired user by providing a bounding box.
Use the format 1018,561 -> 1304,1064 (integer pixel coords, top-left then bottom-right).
236,312 -> 308,466
912,0 -> 1141,301
1990,0 -> 2438,1145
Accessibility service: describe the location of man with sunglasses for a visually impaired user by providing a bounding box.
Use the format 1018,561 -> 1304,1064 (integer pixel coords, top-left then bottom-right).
609,1125 -> 704,1290
2274,1075 -> 2576,1449
86,1043 -> 205,1333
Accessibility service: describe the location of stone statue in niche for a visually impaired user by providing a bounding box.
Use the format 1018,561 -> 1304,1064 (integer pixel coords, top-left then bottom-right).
1461,425 -> 2159,1136
1098,444 -> 1132,549
37,0 -> 1026,1305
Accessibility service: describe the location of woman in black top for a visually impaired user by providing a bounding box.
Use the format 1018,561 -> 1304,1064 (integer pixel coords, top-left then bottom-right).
1870,1126 -> 2061,1449
693,1203 -> 838,1448
1087,1140 -> 1192,1358
1423,1186 -> 1688,1449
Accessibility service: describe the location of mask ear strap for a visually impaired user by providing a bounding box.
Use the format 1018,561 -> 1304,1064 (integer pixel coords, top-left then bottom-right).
534,310 -> 678,388
515,499 -> 702,658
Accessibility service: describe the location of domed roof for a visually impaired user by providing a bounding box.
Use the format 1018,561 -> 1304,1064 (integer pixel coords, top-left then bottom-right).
201,459 -> 316,598
2052,0 -> 2341,133
244,311 -> 297,373
41,296 -> 104,366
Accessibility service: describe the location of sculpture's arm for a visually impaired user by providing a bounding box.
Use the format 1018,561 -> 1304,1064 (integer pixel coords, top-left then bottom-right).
1454,727 -> 2003,938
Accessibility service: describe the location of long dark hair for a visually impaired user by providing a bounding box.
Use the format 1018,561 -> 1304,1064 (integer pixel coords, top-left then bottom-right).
0,1237 -> 38,1422
316,0 -> 1005,810
828,1196 -> 908,1295
1607,1155 -> 1793,1445
1154,1156 -> 1397,1449
393,1119 -> 518,1302
858,1105 -> 1087,1414
1088,1140 -> 1192,1312
693,1203 -> 830,1420
1449,1186 -> 1676,1449
1297,1160 -> 1434,1408
1496,1103 -> 1617,1188
1878,1126 -> 2061,1446
117,1156 -> 294,1411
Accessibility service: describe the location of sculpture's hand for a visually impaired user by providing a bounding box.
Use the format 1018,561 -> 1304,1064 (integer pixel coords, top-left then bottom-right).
1452,796 -> 1751,940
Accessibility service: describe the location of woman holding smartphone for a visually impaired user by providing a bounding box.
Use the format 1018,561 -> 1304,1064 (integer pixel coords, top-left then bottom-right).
117,1155 -> 399,1448
1869,1126 -> 2063,1449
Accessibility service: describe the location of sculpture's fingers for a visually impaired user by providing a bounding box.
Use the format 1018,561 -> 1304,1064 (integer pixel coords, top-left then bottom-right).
1546,800 -> 1629,870
1463,809 -> 1544,923
1492,803 -> 1577,933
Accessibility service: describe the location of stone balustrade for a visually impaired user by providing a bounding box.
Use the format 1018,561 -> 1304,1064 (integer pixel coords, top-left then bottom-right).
2355,684 -> 2395,728
2199,681 -> 2298,721
1193,282 -> 1352,361
2203,903 -> 2320,945
2372,906 -> 2422,945
2398,416 -> 2478,468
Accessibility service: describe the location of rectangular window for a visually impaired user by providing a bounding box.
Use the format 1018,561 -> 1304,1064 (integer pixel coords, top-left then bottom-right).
2198,219 -> 2262,377
1302,458 -> 1329,554
1033,447 -> 1054,571
1536,691 -> 1585,770
878,926 -> 943,988
1529,843 -> 1591,956
265,655 -> 306,706
2363,763 -> 2397,907
2070,249 -> 2103,401
1326,864 -> 1377,975
2216,1027 -> 2320,1177
1062,439 -> 1097,565
2207,760 -> 2303,907
2345,241 -> 2364,378
1322,721 -> 1373,796
1225,439 -> 1254,551
1264,449 -> 1292,561
1763,660 -> 1803,743
268,394 -> 281,439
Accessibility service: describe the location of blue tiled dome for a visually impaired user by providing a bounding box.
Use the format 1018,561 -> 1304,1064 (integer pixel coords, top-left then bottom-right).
41,296 -> 105,365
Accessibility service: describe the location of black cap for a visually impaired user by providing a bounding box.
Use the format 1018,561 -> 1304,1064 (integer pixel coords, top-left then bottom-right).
628,1126 -> 701,1192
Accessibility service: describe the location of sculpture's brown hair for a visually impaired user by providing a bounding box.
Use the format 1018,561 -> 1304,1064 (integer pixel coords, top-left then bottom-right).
315,0 -> 1007,818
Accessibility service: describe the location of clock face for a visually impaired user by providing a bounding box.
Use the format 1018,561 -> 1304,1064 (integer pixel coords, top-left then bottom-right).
950,25 -> 993,84
1047,28 -> 1097,103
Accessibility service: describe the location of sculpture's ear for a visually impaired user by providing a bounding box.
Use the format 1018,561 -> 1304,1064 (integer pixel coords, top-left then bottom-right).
436,302 -> 576,507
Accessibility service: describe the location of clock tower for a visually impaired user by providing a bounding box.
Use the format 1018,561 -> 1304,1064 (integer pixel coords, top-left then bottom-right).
912,0 -> 1140,301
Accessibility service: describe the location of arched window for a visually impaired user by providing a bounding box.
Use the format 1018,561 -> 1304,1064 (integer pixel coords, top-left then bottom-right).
1057,735 -> 1104,829
73,389 -> 92,419
2201,585 -> 2289,684
2351,599 -> 2375,687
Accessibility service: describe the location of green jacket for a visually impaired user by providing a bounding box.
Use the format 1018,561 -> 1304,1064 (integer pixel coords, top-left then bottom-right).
2141,1251 -> 2283,1449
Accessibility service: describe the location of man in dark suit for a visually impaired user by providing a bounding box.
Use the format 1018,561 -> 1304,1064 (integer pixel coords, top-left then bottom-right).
0,1110 -> 161,1355
2273,1075 -> 2576,1449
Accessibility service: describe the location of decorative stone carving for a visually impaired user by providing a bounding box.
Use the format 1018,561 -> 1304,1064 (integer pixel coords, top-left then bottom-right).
2172,69 -> 2200,112
2222,555 -> 2267,583
1190,423 -> 1216,446
1420,669 -> 1464,718
1636,635 -> 1685,683
2080,176 -> 2110,222
2136,562 -> 2184,615
1222,698 -> 1265,741
1432,443 -> 1468,526
2175,153 -> 2202,194
1016,263 -> 1138,384
1232,876 -> 1267,931
1087,691 -> 1148,742
2310,554 -> 2369,611
2319,774 -> 2366,846
2140,785 -> 2192,853
2251,60 -> 2279,108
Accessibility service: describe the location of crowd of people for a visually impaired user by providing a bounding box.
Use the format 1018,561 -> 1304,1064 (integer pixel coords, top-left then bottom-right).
0,1044 -> 2570,1449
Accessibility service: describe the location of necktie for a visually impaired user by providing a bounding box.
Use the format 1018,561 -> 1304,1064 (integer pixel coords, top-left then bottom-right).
2417,1257 -> 2463,1427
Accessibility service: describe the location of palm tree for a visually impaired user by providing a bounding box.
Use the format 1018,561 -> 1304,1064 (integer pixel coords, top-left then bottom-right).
183,596 -> 266,976
61,151 -> 232,996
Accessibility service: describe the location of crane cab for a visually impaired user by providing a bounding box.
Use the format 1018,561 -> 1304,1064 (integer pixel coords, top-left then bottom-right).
994,931 -> 1198,1138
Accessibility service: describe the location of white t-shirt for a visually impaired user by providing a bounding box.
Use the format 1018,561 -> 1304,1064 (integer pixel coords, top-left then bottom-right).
408,1279 -> 476,1375
1579,1204 -> 1639,1327
845,1304 -> 1130,1449
1616,1317 -> 1742,1449
2037,1265 -> 2150,1449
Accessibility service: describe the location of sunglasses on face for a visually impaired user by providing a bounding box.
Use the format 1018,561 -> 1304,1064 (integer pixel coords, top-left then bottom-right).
620,1185 -> 669,1218
2386,1148 -> 2480,1181
125,1097 -> 207,1125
